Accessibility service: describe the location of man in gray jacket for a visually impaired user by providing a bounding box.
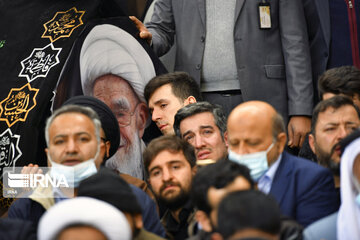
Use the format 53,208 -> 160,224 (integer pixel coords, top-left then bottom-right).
131,0 -> 313,149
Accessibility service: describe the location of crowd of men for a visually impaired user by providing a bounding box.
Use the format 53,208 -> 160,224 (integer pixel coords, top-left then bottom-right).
1,0 -> 360,239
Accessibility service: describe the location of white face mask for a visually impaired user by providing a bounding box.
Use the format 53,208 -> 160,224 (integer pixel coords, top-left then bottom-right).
228,143 -> 274,182
48,145 -> 100,188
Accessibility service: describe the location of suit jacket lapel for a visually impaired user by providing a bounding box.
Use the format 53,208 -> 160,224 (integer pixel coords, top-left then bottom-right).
269,152 -> 292,205
234,0 -> 246,24
197,0 -> 206,28
315,0 -> 330,49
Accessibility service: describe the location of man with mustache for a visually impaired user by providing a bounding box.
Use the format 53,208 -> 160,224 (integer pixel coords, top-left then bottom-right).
173,102 -> 228,163
309,95 -> 360,189
143,135 -> 197,240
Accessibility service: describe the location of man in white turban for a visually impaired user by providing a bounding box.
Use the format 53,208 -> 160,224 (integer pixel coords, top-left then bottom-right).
80,24 -> 156,180
337,134 -> 360,239
38,197 -> 131,240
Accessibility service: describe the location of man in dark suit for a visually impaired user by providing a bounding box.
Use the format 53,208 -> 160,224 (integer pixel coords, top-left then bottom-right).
227,101 -> 339,227
307,0 -> 360,82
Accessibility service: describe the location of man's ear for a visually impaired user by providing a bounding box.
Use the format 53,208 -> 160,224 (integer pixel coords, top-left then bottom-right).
192,165 -> 198,175
95,141 -> 106,169
184,96 -> 196,105
195,210 -> 213,232
276,132 -> 287,153
210,232 -> 223,240
133,213 -> 143,229
136,102 -> 149,138
45,148 -> 51,167
105,141 -> 111,158
308,133 -> 316,154
223,131 -> 228,147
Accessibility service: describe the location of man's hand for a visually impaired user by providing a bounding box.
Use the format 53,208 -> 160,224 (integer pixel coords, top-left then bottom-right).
287,116 -> 311,148
21,163 -> 43,175
129,16 -> 152,44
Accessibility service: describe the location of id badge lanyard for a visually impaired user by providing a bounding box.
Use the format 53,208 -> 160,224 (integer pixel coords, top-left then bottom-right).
259,0 -> 271,29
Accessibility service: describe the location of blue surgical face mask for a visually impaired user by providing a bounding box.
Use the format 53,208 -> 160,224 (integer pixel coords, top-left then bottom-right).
228,143 -> 274,182
48,148 -> 99,188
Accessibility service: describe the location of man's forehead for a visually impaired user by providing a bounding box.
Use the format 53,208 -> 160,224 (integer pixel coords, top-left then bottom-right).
316,105 -> 359,126
93,75 -> 139,102
150,150 -> 187,166
180,112 -> 217,131
207,176 -> 251,207
50,112 -> 95,135
112,97 -> 131,110
152,83 -> 174,98
150,84 -> 180,105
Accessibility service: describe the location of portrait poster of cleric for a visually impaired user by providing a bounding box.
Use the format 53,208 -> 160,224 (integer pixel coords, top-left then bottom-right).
0,1 -> 163,210
53,17 -> 166,180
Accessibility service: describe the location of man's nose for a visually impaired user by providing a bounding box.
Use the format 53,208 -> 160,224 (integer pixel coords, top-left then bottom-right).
233,142 -> 249,155
65,139 -> 78,153
337,126 -> 348,140
152,109 -> 161,122
194,135 -> 206,148
162,168 -> 173,181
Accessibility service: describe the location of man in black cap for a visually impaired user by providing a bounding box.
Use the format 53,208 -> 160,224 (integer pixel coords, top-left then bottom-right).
63,96 -> 165,237
78,167 -> 165,240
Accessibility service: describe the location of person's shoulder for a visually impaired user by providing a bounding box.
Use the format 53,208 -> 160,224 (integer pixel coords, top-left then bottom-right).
136,228 -> 166,240
0,218 -> 37,240
303,212 -> 338,240
8,198 -> 33,216
283,151 -> 330,174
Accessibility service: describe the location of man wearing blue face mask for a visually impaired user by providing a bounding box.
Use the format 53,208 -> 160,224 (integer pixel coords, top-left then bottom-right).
7,105 -> 106,227
227,101 -> 339,227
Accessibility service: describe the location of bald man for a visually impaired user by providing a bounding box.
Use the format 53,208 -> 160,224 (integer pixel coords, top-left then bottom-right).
227,101 -> 339,227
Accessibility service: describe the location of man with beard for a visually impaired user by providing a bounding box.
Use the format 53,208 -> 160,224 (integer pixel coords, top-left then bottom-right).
309,95 -> 360,189
80,24 -> 155,180
143,135 -> 197,240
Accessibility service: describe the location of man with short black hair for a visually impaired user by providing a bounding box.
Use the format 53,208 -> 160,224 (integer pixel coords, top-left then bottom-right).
217,190 -> 281,240
145,72 -> 201,135
189,160 -> 253,240
309,95 -> 360,188
318,66 -> 360,108
143,135 -> 197,240
173,102 -> 228,162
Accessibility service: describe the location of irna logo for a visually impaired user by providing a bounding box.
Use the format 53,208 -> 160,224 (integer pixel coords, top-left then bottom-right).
7,172 -> 69,188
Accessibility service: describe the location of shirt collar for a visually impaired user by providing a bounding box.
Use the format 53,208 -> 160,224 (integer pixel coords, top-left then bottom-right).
262,153 -> 282,182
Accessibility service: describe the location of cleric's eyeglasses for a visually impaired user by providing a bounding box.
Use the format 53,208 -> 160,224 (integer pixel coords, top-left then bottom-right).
114,102 -> 140,127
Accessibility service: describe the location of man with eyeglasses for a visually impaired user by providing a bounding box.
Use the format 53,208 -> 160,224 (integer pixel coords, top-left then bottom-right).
80,24 -> 155,180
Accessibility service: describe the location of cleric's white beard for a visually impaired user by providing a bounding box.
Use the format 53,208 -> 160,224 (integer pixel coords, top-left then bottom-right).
105,131 -> 144,180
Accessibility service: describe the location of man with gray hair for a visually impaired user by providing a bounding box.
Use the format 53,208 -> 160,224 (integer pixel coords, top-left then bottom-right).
8,104 -> 106,226
173,102 -> 228,162
80,23 -> 157,180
